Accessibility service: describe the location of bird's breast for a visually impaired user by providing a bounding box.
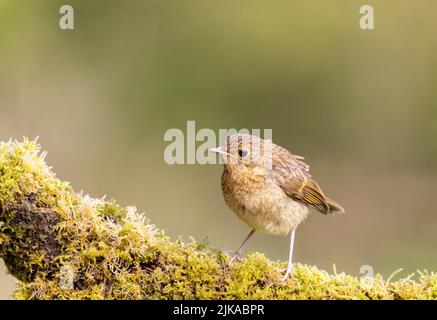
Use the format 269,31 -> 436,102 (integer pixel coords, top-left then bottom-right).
221,169 -> 308,235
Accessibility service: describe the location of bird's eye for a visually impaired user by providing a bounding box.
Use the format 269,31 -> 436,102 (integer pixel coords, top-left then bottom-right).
238,149 -> 248,158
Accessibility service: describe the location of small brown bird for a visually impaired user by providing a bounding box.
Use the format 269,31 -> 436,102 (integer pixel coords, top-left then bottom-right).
210,134 -> 344,281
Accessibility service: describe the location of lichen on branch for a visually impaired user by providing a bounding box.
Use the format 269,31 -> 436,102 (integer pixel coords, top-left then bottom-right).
0,138 -> 436,300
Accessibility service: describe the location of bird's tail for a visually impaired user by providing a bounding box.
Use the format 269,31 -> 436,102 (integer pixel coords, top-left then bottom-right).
327,198 -> 345,214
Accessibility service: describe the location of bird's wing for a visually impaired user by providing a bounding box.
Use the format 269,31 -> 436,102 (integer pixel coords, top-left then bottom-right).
271,145 -> 330,214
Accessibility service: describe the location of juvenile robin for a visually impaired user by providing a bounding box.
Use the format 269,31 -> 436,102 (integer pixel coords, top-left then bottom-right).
210,134 -> 344,281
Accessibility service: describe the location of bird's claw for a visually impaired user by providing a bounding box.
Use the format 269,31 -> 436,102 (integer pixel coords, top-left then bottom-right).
228,252 -> 242,268
278,266 -> 294,284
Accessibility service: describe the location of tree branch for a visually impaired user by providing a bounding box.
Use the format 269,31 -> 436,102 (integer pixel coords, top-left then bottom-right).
0,139 -> 435,299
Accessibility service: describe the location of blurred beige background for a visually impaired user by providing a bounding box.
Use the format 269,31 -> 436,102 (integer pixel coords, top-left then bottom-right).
1,1 -> 437,299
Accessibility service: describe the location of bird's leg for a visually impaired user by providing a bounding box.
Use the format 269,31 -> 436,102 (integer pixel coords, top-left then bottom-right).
229,229 -> 255,266
280,230 -> 296,282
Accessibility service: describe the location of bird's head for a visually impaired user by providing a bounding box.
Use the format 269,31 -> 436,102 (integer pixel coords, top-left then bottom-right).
210,134 -> 272,174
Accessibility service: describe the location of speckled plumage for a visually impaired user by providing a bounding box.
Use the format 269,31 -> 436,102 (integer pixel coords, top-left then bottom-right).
221,164 -> 309,236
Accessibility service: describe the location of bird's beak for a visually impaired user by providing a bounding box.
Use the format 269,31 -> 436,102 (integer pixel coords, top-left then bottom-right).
209,146 -> 232,156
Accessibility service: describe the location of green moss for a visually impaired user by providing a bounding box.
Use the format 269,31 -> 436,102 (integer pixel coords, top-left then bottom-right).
1,138 -> 437,299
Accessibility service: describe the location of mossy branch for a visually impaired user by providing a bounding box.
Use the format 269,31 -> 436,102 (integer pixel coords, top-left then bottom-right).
0,139 -> 436,300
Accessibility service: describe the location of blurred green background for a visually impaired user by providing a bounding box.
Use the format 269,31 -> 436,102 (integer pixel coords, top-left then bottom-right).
1,0 -> 437,299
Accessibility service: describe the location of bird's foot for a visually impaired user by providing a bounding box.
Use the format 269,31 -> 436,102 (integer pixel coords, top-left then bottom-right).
228,251 -> 242,268
266,265 -> 295,285
278,265 -> 294,284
